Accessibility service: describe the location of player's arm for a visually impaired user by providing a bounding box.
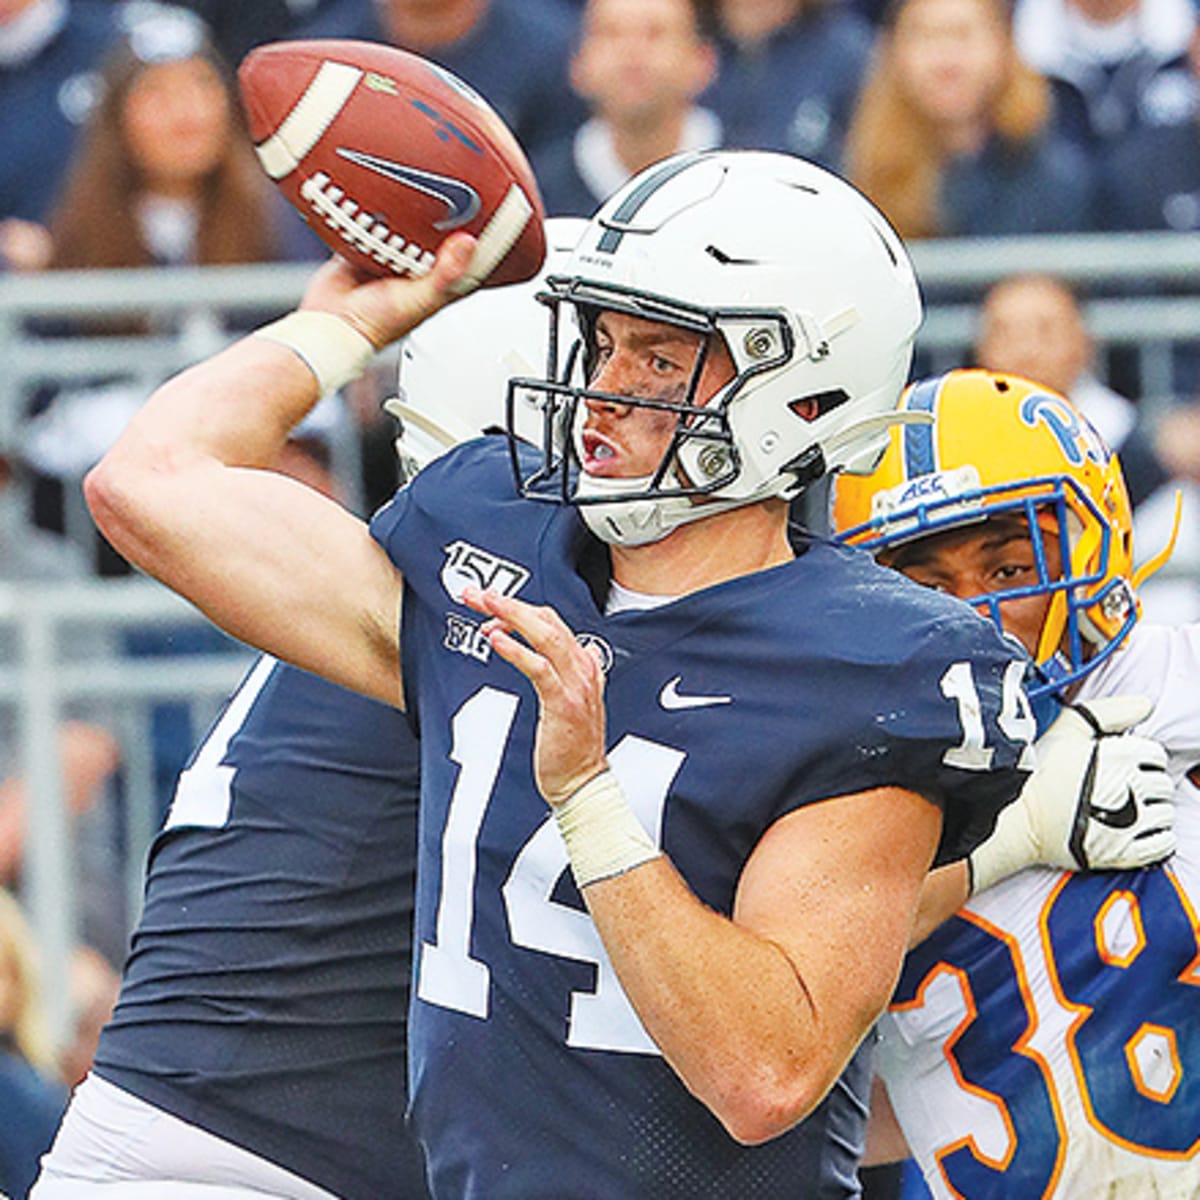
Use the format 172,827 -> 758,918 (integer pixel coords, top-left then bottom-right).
572,783 -> 939,1144
465,583 -> 941,1144
85,236 -> 478,706
539,727 -> 939,1145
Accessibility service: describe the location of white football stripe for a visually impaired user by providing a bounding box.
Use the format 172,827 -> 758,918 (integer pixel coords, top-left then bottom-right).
300,172 -> 436,276
451,184 -> 535,295
255,60 -> 363,180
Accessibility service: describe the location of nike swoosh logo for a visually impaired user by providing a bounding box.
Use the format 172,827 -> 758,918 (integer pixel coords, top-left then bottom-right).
1089,789 -> 1139,829
336,148 -> 482,229
658,676 -> 732,711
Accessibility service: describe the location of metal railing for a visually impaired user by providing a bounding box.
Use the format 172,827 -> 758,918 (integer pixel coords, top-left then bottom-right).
912,232 -> 1200,411
0,580 -> 253,1042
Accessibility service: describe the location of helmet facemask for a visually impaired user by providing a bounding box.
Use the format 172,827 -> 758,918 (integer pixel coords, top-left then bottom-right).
507,277 -> 904,546
507,278 -> 821,545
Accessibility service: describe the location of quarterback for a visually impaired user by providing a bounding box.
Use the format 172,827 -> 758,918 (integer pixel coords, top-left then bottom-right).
81,151 -> 1113,1196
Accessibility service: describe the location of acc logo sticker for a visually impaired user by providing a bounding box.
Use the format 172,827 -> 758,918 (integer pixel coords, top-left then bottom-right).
440,540 -> 530,604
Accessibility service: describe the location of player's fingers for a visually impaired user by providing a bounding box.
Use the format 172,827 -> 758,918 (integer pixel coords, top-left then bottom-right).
331,232 -> 480,348
470,606 -> 575,704
464,587 -> 586,674
424,231 -> 480,302
481,622 -> 555,689
1076,694 -> 1153,734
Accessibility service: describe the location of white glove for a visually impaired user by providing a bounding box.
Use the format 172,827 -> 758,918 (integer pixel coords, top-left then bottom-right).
969,695 -> 1175,894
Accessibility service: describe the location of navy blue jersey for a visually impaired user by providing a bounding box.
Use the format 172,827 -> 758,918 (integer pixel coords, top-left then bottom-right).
94,659 -> 425,1200
369,439 -> 1033,1199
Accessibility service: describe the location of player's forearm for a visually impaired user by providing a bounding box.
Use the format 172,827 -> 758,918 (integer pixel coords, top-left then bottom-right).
85,339 -> 404,705
909,860 -> 970,947
85,338 -> 322,601
581,858 -> 864,1145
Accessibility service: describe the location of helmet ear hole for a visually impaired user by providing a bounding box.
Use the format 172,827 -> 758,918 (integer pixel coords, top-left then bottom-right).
789,389 -> 851,423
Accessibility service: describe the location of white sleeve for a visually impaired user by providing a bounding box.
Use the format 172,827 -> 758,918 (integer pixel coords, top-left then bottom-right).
1078,622 -> 1200,789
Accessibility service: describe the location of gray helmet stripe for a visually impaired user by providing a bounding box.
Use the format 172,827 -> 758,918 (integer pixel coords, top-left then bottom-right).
596,152 -> 708,253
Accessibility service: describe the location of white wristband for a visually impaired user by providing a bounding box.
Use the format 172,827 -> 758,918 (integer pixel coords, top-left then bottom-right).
554,769 -> 661,888
254,311 -> 376,396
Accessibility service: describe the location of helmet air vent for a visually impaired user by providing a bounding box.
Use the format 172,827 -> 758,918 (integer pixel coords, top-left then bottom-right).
789,389 -> 850,423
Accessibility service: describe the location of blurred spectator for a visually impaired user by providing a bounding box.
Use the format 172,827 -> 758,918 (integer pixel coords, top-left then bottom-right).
0,0 -> 123,269
56,945 -> 119,1092
0,889 -> 68,1200
974,272 -> 1200,509
973,270 -> 1200,627
288,0 -> 588,163
1100,26 -> 1200,231
699,0 -> 875,167
38,5 -> 319,275
1013,0 -> 1198,170
843,0 -> 1094,239
14,4 -> 322,574
532,0 -> 719,217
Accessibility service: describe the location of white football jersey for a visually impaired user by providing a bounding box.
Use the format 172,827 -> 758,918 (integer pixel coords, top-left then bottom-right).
878,622 -> 1200,1198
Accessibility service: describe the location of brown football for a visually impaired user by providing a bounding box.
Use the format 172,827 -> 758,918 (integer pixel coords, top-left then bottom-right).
238,39 -> 547,287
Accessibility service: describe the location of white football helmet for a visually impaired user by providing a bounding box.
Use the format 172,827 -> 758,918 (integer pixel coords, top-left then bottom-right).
388,216 -> 587,474
506,150 -> 924,545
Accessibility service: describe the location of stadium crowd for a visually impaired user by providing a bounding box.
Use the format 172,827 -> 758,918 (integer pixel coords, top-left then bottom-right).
0,1 -> 1198,1198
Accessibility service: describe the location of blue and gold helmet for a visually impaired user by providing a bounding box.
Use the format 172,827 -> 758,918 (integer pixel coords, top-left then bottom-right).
830,369 -> 1165,697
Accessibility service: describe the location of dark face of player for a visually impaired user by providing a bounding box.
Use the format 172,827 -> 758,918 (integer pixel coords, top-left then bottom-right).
577,310 -> 735,481
881,513 -> 1064,659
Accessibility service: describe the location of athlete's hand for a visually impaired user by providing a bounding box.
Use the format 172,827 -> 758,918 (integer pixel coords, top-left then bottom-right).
298,232 -> 478,350
461,586 -> 609,805
969,696 -> 1174,894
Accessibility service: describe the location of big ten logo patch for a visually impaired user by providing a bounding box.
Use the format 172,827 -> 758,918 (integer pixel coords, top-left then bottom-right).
444,612 -> 492,662
440,540 -> 530,604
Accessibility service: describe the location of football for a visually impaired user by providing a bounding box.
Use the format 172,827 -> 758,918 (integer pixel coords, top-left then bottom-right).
237,39 -> 547,288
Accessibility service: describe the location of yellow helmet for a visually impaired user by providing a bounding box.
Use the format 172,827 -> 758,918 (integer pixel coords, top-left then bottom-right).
831,369 -> 1140,697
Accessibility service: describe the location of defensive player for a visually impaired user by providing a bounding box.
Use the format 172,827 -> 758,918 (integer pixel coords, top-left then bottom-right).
78,150 -> 1135,1196
833,368 -> 1200,1197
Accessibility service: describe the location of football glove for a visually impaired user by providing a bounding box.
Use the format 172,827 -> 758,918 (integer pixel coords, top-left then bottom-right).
969,695 -> 1175,895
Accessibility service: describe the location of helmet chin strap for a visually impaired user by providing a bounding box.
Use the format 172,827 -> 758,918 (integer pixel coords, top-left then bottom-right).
383,396 -> 469,453
823,408 -> 935,475
576,469 -> 788,547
